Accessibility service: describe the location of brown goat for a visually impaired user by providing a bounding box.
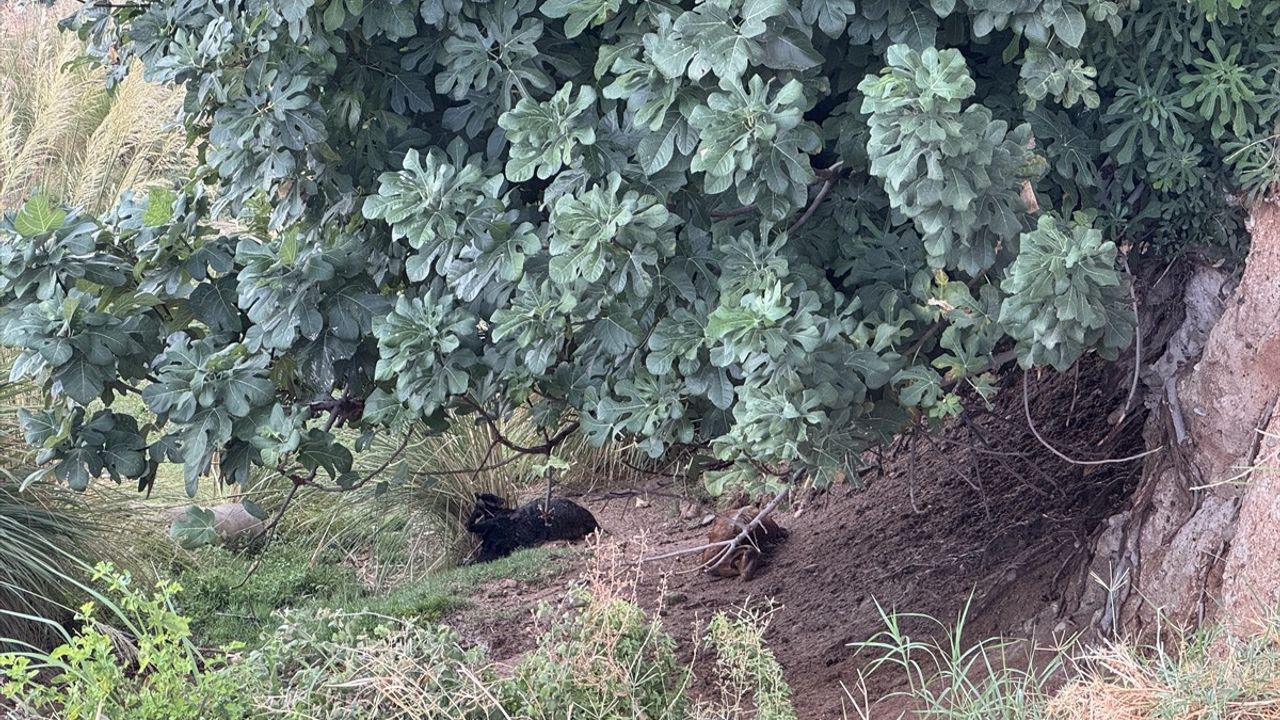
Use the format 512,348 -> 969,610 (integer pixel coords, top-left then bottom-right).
700,506 -> 788,581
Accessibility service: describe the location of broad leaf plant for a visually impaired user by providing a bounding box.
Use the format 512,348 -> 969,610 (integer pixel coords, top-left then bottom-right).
1,0 -> 1277,505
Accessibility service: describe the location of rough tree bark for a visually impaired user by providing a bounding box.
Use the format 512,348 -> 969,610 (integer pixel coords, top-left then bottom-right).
1072,200 -> 1280,638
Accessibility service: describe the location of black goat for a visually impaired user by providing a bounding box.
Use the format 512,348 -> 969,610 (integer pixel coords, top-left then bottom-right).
463,492 -> 600,564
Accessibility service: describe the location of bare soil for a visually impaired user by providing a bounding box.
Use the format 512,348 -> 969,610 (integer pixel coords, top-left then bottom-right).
447,355 -> 1147,719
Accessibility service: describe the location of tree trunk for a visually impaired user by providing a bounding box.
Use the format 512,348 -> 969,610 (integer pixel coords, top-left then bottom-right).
1072,200 -> 1280,638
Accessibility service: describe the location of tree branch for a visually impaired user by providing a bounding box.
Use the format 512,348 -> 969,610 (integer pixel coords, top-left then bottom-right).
307,396 -> 365,428
304,432 -> 412,494
710,161 -> 845,225
710,204 -> 759,219
786,162 -> 844,235
701,488 -> 790,572
464,396 -> 579,455
939,349 -> 1020,391
1113,259 -> 1143,430
639,488 -> 790,570
233,403 -> 344,587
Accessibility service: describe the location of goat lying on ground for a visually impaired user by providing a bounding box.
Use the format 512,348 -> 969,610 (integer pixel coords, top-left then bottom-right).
701,506 -> 788,581
463,492 -> 600,564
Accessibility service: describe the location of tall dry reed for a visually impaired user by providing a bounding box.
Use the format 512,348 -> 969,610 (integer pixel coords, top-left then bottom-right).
0,1 -> 186,212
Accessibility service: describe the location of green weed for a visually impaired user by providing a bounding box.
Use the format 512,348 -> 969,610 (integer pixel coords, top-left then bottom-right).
698,606 -> 797,720
847,594 -> 1065,720
0,563 -> 249,720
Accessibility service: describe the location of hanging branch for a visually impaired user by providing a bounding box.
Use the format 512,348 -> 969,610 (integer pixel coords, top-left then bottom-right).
303,432 -> 413,494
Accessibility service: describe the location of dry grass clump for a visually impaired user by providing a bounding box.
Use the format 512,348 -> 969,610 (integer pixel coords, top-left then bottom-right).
1046,618 -> 1280,720
845,596 -> 1280,720
0,1 -> 186,212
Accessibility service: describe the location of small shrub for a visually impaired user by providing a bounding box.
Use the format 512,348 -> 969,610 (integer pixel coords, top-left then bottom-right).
242,608 -> 502,719
698,607 -> 797,720
502,576 -> 691,719
0,563 -> 248,720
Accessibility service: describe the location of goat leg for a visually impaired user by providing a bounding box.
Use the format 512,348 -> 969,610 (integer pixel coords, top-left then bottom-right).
740,551 -> 760,581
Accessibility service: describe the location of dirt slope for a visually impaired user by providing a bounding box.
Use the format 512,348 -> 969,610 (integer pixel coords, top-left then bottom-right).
449,355 -> 1146,719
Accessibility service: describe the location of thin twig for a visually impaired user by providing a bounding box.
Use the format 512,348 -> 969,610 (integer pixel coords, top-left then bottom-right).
907,434 -> 923,514
702,488 -> 790,572
305,433 -> 413,493
940,349 -> 1019,391
465,396 -> 579,455
786,162 -> 844,235
231,477 -> 302,590
903,321 -> 944,363
959,411 -> 1061,496
234,408 -> 343,587
410,455 -> 524,478
1022,372 -> 1164,466
710,204 -> 758,219
640,538 -> 737,563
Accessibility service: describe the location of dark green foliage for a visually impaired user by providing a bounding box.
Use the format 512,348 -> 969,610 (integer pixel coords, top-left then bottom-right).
1,0 -> 1275,502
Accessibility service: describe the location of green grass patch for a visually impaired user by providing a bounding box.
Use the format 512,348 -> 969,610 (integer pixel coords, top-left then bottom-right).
344,546 -> 572,621
174,539 -> 572,648
174,542 -> 366,647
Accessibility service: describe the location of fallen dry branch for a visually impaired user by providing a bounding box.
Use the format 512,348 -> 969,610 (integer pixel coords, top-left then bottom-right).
639,489 -> 790,573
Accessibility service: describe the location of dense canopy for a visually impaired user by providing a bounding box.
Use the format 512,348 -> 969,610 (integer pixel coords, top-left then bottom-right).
1,0 -> 1276,504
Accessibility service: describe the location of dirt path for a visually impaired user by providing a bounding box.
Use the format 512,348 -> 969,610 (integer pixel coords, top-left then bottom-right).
448,356 -> 1145,718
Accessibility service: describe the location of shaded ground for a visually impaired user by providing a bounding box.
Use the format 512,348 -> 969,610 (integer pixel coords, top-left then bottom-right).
445,355 -> 1147,718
